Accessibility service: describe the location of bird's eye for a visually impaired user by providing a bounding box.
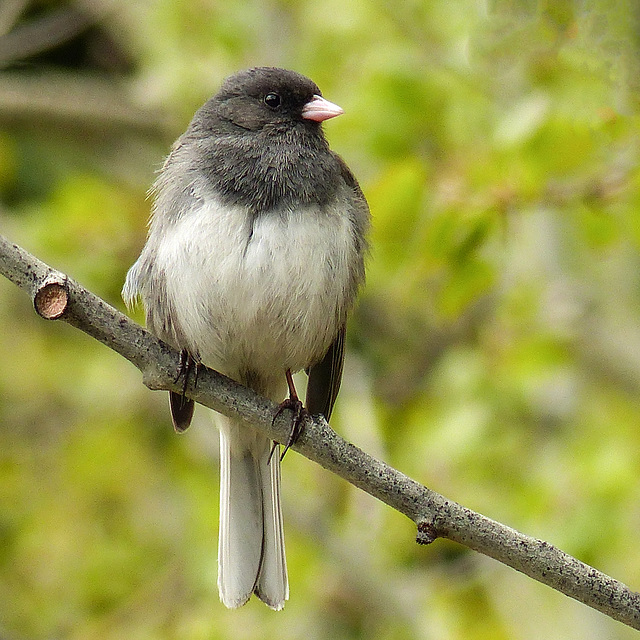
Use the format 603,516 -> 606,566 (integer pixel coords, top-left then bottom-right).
264,92 -> 281,109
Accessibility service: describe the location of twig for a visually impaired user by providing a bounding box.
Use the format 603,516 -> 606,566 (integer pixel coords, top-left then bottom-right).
0,6 -> 94,67
1,233 -> 639,629
0,0 -> 29,39
0,72 -> 172,132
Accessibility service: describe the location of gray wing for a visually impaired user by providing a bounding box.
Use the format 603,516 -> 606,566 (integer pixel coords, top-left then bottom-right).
305,325 -> 346,421
170,391 -> 195,432
304,153 -> 369,422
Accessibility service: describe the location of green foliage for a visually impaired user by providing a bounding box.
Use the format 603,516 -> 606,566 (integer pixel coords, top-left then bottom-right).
1,0 -> 640,638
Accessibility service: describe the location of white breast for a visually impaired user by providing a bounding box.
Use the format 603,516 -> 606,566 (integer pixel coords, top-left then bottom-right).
154,194 -> 355,390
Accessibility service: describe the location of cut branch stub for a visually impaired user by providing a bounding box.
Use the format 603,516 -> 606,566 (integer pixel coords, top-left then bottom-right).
416,521 -> 439,545
34,274 -> 69,320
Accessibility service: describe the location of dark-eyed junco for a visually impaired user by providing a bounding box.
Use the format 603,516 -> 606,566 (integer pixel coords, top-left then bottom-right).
123,67 -> 369,610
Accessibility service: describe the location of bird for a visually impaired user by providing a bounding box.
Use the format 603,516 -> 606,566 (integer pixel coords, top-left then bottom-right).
123,67 -> 369,610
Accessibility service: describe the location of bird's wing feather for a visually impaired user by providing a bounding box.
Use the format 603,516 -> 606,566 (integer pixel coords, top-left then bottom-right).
305,324 -> 346,421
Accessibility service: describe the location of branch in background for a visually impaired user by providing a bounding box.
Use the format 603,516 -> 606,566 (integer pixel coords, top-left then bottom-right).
0,72 -> 173,133
0,5 -> 93,66
1,233 -> 639,631
0,0 -> 29,39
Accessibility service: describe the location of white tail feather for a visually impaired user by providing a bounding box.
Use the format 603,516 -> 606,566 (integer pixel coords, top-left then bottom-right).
218,417 -> 288,609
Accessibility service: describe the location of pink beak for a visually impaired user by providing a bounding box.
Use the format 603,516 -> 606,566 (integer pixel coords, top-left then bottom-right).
301,95 -> 344,122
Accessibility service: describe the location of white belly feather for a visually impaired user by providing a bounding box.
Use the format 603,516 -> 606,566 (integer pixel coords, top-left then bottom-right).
154,195 -> 354,387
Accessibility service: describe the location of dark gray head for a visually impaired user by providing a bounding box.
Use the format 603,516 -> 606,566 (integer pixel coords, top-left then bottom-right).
176,67 -> 347,212
214,67 -> 342,131
193,67 -> 344,136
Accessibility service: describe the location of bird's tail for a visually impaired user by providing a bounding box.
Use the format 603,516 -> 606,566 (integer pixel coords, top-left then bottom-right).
217,416 -> 288,610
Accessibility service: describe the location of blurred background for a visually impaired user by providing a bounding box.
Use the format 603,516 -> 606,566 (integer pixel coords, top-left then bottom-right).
1,0 -> 640,638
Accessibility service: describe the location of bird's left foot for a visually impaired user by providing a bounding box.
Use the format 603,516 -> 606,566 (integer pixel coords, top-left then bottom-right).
175,349 -> 200,393
271,369 -> 308,461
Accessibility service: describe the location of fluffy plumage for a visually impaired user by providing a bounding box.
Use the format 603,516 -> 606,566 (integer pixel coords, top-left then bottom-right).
123,67 -> 369,610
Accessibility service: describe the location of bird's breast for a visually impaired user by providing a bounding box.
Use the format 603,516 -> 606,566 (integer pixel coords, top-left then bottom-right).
154,194 -> 358,384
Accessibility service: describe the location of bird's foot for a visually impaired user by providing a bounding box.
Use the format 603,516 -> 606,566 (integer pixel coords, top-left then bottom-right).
270,369 -> 308,461
175,349 -> 200,394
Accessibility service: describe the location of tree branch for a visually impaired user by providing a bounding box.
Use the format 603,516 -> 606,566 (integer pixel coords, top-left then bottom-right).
1,233 -> 639,629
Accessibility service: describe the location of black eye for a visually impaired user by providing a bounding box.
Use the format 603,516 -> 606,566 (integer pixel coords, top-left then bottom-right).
264,92 -> 281,108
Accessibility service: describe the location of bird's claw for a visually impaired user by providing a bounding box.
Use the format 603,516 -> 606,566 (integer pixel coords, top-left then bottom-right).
270,369 -> 308,462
